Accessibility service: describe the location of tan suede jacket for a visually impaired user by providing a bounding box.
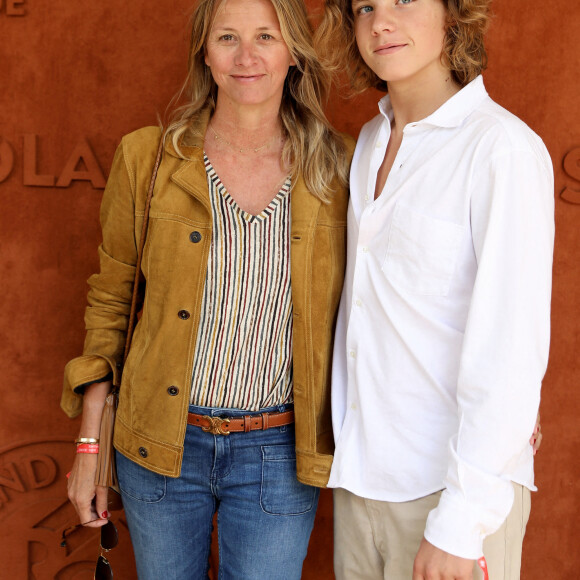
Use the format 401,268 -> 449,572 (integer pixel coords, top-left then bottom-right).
62,111 -> 353,487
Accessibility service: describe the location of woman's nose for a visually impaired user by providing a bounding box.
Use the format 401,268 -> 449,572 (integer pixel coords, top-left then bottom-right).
234,41 -> 257,66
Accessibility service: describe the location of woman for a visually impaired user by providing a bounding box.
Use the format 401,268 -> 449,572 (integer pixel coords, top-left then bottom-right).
62,0 -> 352,577
316,0 -> 552,579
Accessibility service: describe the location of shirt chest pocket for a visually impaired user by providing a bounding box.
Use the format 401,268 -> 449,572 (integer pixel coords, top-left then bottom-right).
382,203 -> 464,296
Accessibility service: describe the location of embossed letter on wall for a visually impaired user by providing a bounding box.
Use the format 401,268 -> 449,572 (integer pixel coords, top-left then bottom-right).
0,0 -> 27,16
0,439 -> 132,579
561,147 -> 580,205
0,135 -> 106,189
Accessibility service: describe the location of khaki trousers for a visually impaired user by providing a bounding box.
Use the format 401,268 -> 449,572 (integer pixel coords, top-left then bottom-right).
334,484 -> 531,580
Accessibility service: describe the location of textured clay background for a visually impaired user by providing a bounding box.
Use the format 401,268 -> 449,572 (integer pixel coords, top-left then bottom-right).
0,0 -> 578,578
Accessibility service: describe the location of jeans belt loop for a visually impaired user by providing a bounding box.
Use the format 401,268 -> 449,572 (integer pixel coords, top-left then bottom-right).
261,412 -> 269,430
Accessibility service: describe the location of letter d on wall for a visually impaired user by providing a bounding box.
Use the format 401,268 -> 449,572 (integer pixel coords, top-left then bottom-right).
0,139 -> 14,183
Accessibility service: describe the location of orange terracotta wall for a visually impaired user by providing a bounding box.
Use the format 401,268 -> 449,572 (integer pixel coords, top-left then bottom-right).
1,1 -> 578,578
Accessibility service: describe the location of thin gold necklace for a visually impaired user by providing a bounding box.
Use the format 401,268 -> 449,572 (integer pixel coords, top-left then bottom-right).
208,123 -> 279,154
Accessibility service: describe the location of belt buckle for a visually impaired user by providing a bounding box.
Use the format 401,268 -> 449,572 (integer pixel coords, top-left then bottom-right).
202,416 -> 231,435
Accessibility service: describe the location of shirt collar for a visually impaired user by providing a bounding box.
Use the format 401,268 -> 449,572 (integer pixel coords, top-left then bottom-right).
377,75 -> 488,130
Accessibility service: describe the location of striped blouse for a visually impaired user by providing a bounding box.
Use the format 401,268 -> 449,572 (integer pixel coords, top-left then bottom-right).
189,156 -> 293,410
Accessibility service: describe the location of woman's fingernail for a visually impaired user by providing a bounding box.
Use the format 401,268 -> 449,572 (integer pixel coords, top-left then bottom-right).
533,449 -> 537,455
102,511 -> 109,519
66,472 -> 71,479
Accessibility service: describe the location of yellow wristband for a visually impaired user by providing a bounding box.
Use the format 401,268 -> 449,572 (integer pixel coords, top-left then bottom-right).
75,437 -> 99,445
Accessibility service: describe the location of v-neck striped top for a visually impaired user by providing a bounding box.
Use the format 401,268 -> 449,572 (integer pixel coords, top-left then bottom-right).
189,155 -> 293,410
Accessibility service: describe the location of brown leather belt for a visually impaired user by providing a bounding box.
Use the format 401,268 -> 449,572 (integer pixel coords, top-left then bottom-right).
187,410 -> 294,435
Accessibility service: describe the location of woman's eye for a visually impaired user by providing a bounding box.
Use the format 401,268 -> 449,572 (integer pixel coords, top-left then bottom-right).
397,0 -> 414,4
259,33 -> 274,40
219,34 -> 235,41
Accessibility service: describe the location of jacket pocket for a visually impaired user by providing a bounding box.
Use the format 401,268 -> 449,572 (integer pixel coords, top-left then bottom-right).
382,203 -> 464,296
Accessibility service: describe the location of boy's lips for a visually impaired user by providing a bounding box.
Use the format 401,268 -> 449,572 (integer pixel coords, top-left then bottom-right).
374,42 -> 407,55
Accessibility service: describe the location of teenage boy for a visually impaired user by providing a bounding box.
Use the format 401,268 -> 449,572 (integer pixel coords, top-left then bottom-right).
317,0 -> 554,578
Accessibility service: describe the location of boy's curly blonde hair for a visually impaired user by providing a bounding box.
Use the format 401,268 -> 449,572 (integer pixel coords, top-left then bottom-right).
315,0 -> 490,92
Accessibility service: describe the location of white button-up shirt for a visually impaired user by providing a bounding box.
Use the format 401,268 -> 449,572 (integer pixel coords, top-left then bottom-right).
328,76 -> 554,559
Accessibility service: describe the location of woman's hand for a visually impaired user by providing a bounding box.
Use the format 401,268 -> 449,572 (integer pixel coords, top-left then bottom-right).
530,412 -> 542,455
67,454 -> 110,527
66,380 -> 112,527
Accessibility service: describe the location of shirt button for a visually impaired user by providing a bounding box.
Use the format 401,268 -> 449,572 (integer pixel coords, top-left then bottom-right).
138,447 -> 148,458
167,386 -> 179,396
189,231 -> 202,243
362,247 -> 369,253
375,142 -> 383,148
350,403 -> 357,410
349,350 -> 356,358
178,310 -> 190,320
364,195 -> 369,201
355,299 -> 362,307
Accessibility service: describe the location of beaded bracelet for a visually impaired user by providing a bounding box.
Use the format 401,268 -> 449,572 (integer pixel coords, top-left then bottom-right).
76,443 -> 100,454
75,437 -> 99,445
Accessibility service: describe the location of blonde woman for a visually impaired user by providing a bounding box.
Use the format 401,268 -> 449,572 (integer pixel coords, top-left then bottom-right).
62,0 -> 352,577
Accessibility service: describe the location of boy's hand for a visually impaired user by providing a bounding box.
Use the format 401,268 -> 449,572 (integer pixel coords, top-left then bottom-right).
413,538 -> 473,580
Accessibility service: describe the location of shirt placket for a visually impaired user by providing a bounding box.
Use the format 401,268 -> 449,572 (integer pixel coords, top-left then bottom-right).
345,124 -> 426,414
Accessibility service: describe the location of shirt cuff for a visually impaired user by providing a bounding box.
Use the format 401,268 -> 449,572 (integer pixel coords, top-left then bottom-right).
424,482 -> 515,559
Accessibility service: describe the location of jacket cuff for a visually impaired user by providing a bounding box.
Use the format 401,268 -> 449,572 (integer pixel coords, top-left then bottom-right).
61,355 -> 119,417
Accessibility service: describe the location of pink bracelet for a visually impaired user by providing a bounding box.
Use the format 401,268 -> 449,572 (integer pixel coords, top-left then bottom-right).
76,443 -> 100,454
478,557 -> 489,580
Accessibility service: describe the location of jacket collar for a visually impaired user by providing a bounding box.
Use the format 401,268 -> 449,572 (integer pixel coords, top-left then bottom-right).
167,109 -> 212,212
290,174 -> 321,230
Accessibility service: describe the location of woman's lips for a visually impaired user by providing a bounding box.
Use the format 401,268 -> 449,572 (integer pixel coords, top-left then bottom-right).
232,74 -> 265,82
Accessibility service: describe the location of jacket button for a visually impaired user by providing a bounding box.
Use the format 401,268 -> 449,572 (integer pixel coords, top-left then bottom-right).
167,386 -> 179,396
178,310 -> 190,320
138,447 -> 148,458
189,231 -> 202,243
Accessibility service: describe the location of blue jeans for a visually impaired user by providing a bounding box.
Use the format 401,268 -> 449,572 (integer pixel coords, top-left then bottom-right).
116,404 -> 319,580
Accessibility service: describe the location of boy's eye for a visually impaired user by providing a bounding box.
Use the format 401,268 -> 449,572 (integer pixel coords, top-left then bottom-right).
355,5 -> 373,15
398,0 -> 414,4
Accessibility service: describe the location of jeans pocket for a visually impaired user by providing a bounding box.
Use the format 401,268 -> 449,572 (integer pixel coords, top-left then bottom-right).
116,450 -> 167,503
260,444 -> 318,515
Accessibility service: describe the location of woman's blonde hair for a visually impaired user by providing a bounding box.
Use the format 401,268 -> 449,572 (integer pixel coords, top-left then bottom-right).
315,0 -> 490,93
165,0 -> 349,201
